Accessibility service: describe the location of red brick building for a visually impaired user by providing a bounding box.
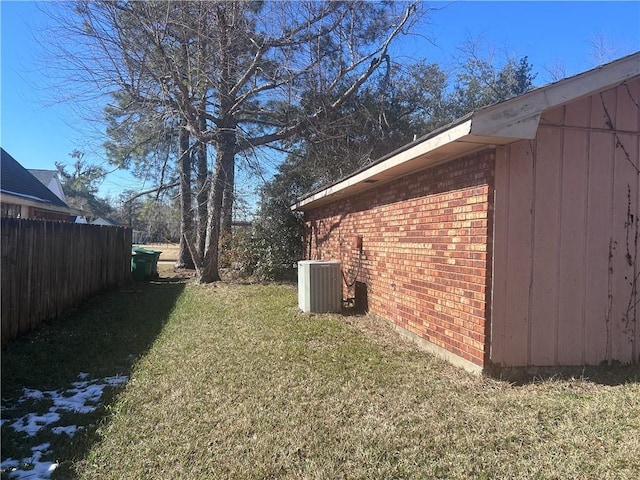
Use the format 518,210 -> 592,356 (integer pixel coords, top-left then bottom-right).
292,53 -> 640,372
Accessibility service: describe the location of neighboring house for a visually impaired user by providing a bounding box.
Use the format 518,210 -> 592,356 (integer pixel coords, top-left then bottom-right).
1,148 -> 79,221
91,217 -> 119,226
27,169 -> 67,203
292,52 -> 640,372
72,216 -> 118,225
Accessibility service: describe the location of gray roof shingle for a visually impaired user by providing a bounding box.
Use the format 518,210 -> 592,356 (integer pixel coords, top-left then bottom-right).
1,148 -> 69,208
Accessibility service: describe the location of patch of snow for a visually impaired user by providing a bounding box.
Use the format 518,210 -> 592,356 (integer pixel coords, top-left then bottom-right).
11,412 -> 61,436
31,443 -> 50,453
52,383 -> 104,414
8,373 -> 129,437
0,458 -> 20,470
2,373 -> 128,479
0,444 -> 58,479
20,389 -> 44,401
51,425 -> 79,436
104,375 -> 128,387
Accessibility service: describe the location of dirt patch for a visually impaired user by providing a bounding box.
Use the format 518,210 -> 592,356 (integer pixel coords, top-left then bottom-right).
157,263 -> 195,280
339,313 -> 420,352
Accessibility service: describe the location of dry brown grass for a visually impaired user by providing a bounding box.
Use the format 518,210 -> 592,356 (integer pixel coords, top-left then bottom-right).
137,242 -> 181,263
70,283 -> 639,480
0,273 -> 188,479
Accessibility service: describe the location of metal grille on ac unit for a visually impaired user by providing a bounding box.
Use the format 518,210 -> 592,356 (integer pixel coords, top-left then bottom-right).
297,260 -> 342,313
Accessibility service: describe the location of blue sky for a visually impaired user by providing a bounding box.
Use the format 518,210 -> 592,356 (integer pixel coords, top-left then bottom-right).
1,1 -> 639,201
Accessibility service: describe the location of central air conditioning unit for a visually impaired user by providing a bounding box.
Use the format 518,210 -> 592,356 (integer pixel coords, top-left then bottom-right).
298,260 -> 342,313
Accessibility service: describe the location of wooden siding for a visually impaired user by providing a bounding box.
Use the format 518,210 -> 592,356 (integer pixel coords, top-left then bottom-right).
491,78 -> 640,366
1,218 -> 132,342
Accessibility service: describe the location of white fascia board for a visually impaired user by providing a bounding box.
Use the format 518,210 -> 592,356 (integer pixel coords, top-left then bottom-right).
1,191 -> 86,216
292,119 -> 473,210
1,189 -> 56,204
293,53 -> 640,212
471,52 -> 640,138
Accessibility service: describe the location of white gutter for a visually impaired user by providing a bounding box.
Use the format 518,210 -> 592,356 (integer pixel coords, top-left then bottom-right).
292,119 -> 473,210
0,191 -> 88,216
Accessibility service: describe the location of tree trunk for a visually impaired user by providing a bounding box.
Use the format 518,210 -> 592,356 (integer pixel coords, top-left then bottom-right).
175,126 -> 195,269
197,129 -> 235,283
221,161 -> 234,236
219,159 -> 234,267
195,122 -> 209,257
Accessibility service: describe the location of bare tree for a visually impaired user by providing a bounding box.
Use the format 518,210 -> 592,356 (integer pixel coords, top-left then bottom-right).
47,0 -> 419,282
589,32 -> 621,66
544,59 -> 568,82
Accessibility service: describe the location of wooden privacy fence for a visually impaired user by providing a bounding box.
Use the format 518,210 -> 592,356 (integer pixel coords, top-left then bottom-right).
1,218 -> 132,342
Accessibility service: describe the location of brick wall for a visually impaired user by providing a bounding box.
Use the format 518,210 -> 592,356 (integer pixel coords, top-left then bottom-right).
304,150 -> 495,367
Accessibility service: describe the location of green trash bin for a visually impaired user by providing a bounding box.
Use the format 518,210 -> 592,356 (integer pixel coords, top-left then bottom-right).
132,246 -> 163,278
131,252 -> 152,281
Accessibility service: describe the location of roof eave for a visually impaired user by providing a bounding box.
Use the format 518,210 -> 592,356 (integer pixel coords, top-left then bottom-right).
291,119 -> 516,211
471,51 -> 640,138
1,191 -> 87,216
292,52 -> 640,212
290,119 -> 467,210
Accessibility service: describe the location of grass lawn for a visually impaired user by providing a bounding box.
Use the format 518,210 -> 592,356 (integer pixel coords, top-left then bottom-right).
137,242 -> 180,263
2,269 -> 639,479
